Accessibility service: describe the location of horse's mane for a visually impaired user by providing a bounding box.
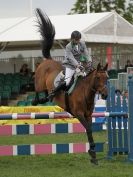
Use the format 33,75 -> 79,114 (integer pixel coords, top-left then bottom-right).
36,8 -> 55,59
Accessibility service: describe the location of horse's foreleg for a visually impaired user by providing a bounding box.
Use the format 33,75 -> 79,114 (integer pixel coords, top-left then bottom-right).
86,120 -> 98,165
77,114 -> 98,165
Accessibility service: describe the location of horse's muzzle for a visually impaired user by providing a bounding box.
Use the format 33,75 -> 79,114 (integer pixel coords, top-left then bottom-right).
100,86 -> 108,100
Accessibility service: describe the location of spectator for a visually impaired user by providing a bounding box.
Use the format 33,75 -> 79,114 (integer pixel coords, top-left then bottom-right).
124,60 -> 133,72
31,62 -> 40,79
115,89 -> 121,95
115,89 -> 123,104
122,90 -> 128,104
20,63 -> 30,76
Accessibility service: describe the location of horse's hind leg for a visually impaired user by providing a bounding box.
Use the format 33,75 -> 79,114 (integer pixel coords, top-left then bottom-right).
32,92 -> 40,105
39,90 -> 49,104
77,116 -> 98,165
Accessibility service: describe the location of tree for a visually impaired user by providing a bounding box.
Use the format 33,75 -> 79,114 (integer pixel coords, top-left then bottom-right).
123,2 -> 133,23
69,0 -> 133,24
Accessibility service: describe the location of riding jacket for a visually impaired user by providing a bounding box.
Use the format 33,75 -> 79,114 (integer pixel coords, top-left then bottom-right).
63,41 -> 92,69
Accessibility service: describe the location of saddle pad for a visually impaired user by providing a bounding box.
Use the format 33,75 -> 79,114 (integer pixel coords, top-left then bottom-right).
54,71 -> 65,88
68,77 -> 78,95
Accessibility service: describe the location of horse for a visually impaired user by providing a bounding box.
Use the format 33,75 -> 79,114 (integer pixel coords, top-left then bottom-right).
33,8 -> 108,165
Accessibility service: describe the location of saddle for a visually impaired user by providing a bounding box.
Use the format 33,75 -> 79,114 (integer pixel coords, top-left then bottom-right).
54,68 -> 86,95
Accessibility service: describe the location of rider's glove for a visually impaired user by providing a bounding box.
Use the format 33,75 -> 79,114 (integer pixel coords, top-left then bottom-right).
87,61 -> 92,68
77,64 -> 84,71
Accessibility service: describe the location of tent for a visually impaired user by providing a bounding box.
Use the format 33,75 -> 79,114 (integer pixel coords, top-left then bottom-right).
0,11 -> 133,51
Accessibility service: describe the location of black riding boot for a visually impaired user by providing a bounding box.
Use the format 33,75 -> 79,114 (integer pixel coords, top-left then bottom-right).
48,81 -> 66,100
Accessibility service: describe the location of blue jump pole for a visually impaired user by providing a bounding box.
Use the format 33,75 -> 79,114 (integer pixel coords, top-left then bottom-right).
128,75 -> 133,162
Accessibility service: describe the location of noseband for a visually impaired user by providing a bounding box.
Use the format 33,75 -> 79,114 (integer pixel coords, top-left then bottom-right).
91,84 -> 107,94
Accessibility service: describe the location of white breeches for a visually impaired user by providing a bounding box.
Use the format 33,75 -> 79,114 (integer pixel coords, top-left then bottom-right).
65,67 -> 75,86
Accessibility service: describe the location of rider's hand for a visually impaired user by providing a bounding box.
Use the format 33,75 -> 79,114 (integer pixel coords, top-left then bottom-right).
87,61 -> 92,67
77,64 -> 84,71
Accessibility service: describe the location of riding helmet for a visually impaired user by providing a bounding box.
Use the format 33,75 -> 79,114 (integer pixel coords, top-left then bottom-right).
71,30 -> 81,39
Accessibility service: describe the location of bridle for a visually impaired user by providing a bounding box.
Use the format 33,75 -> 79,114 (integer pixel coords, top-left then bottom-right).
91,70 -> 108,94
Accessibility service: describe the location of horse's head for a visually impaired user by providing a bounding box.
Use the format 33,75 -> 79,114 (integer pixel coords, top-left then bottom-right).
93,63 -> 108,100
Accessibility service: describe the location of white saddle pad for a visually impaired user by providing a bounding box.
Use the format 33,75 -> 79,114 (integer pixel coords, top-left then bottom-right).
54,71 -> 65,88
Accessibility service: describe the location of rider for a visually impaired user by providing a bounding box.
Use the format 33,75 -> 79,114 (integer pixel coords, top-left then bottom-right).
48,30 -> 92,100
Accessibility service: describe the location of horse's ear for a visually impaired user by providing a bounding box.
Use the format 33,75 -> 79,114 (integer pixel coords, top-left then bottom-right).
103,63 -> 108,71
97,63 -> 101,71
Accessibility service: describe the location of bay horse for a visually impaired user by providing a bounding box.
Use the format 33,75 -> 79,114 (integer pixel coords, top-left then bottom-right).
34,8 -> 108,165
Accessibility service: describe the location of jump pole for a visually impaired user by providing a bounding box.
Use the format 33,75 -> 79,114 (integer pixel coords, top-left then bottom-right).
0,112 -> 128,120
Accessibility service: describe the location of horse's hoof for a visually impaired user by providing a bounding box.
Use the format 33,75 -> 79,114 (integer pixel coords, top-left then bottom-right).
90,159 -> 98,165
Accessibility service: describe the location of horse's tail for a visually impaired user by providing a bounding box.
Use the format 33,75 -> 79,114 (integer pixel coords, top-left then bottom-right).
36,8 -> 55,59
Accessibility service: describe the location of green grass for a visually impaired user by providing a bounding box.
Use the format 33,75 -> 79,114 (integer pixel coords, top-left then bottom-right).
0,132 -> 133,177
0,153 -> 133,177
0,131 -> 106,145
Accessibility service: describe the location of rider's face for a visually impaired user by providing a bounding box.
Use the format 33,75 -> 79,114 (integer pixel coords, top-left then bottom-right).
72,38 -> 80,44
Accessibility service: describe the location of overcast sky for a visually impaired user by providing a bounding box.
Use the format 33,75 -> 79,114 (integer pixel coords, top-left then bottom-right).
0,0 -> 76,18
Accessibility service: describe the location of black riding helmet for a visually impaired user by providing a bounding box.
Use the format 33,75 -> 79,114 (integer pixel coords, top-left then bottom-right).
71,30 -> 81,40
